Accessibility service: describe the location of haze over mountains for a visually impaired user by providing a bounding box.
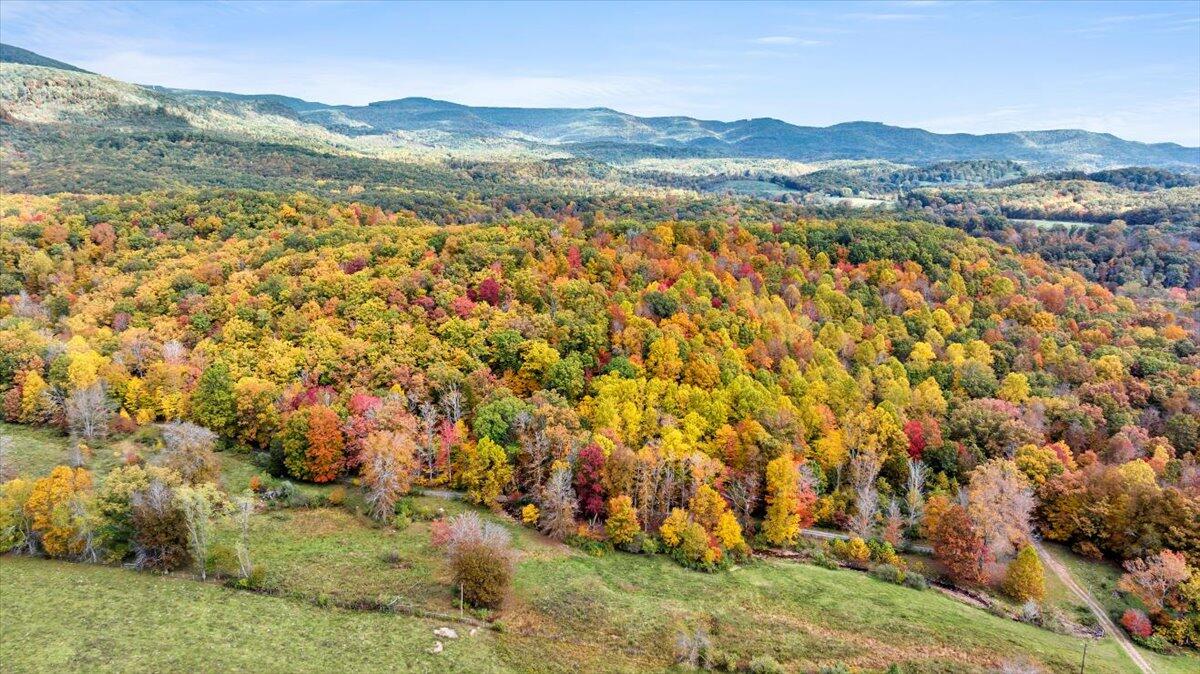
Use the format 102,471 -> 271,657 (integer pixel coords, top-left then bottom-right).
2,43 -> 1198,172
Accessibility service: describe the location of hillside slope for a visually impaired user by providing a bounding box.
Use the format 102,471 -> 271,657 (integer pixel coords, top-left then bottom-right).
3,43 -> 1197,170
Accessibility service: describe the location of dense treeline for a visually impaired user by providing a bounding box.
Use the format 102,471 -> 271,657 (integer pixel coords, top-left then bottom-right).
1,191 -> 1198,644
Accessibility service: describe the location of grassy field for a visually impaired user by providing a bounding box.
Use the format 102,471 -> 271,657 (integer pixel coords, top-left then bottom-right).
1,421 -> 125,477
3,425 -> 1190,672
0,556 -> 505,673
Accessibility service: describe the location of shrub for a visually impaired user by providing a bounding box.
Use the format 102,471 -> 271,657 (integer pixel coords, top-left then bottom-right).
810,551 -> 840,570
842,537 -> 871,566
868,538 -> 903,568
442,512 -> 514,610
1121,609 -> 1153,639
449,540 -> 512,609
902,571 -> 928,590
659,507 -> 688,547
326,486 -> 346,507
1020,600 -> 1042,625
521,503 -> 540,526
675,520 -> 717,570
748,655 -> 785,674
870,563 -> 906,585
673,627 -> 711,670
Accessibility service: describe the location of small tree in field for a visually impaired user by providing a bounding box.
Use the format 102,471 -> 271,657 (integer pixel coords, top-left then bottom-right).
440,512 -> 513,610
1002,545 -> 1045,603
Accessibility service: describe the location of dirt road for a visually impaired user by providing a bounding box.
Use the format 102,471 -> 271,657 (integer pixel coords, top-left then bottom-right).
1034,541 -> 1154,674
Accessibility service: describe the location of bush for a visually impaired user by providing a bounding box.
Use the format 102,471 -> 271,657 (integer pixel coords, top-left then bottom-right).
449,540 -> 512,609
442,512 -> 514,610
326,486 -> 346,507
903,571 -> 928,590
1120,609 -> 1153,638
870,563 -> 906,585
748,655 -> 784,674
604,494 -> 639,549
811,551 -> 840,570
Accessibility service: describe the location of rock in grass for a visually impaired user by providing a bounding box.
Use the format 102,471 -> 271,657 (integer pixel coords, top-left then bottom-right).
434,627 -> 459,639
427,641 -> 443,654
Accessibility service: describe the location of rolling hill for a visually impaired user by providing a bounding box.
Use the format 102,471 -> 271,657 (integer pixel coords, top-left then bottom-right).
3,43 -> 1198,171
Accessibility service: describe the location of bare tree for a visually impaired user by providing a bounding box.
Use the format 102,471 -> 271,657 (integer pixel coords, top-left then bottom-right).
178,486 -> 219,579
418,401 -> 439,479
724,471 -> 760,533
538,466 -> 577,540
966,459 -> 1035,561
233,497 -> 254,579
848,450 -> 882,539
905,458 -> 927,529
441,385 -> 463,424
161,340 -> 186,364
882,497 -> 905,547
157,421 -> 220,484
66,384 -> 112,441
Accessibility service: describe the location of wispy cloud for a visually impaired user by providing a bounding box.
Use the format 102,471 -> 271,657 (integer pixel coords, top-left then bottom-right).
843,12 -> 933,22
750,36 -> 826,46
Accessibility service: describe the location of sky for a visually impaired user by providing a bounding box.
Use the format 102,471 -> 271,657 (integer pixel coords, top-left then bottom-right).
2,1 -> 1198,145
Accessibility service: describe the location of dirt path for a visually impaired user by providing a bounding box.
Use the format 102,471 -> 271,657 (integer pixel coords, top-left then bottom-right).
1034,541 -> 1154,674
799,528 -> 933,554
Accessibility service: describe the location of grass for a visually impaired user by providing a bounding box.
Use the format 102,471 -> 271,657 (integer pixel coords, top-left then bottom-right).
0,556 -> 506,673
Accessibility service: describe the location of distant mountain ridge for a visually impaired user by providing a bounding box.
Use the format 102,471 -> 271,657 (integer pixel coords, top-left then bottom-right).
2,43 -> 1198,170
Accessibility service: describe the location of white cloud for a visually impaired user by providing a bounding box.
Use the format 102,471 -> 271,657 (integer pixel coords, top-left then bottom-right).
752,36 -> 797,45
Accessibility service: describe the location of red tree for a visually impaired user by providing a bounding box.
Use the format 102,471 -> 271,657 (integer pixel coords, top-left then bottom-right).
573,444 -> 607,520
904,419 -> 926,459
931,503 -> 991,586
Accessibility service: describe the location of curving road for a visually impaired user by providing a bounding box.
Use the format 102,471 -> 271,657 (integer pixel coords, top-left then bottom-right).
1034,541 -> 1154,674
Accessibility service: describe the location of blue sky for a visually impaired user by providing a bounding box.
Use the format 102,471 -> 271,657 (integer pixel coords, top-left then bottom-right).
2,1 -> 1198,144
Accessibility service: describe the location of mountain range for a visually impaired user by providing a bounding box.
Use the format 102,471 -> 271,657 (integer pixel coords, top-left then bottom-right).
2,43 -> 1198,172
